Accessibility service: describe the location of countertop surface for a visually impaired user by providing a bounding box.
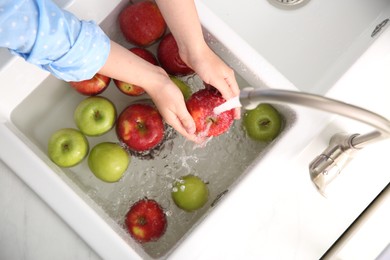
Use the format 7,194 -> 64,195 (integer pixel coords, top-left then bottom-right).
0,159 -> 101,260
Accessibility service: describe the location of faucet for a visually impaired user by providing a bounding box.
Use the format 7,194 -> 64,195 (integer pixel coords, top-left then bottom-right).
240,87 -> 390,194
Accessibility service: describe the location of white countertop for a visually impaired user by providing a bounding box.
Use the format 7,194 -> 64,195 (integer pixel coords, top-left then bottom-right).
0,159 -> 101,260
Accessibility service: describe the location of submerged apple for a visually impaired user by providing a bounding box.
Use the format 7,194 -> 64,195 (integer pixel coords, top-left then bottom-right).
116,103 -> 165,152
157,33 -> 194,76
74,96 -> 117,136
48,128 -> 89,168
243,103 -> 282,142
114,47 -> 159,96
88,142 -> 130,182
125,199 -> 167,243
171,175 -> 209,212
170,76 -> 192,100
69,73 -> 111,96
119,1 -> 166,47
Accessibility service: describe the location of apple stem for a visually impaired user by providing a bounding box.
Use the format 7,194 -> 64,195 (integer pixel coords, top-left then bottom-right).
94,110 -> 101,120
259,119 -> 271,127
62,144 -> 70,151
136,121 -> 145,130
137,216 -> 147,226
207,116 -> 217,124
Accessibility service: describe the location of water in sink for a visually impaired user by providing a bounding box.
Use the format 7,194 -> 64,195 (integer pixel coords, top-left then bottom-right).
9,4 -> 297,257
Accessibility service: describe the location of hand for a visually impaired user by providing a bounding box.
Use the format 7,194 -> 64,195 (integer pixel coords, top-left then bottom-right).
145,74 -> 200,143
99,41 -> 202,143
180,44 -> 241,119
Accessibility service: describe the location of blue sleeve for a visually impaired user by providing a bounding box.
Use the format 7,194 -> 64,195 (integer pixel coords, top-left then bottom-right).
0,0 -> 110,81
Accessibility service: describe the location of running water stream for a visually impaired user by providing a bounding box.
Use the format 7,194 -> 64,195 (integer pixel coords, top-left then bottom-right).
213,96 -> 242,115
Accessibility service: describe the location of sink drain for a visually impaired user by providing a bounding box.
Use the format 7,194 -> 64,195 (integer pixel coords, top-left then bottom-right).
275,0 -> 305,4
269,0 -> 310,9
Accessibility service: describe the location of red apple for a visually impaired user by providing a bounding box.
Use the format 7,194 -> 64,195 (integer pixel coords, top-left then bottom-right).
157,33 -> 194,76
186,88 -> 234,137
118,1 -> 166,47
116,103 -> 165,152
69,73 -> 111,96
125,199 -> 167,243
114,47 -> 159,96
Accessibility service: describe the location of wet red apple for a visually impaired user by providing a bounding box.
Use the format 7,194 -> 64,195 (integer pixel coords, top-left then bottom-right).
116,103 -> 165,152
125,199 -> 167,243
119,1 -> 166,47
157,33 -> 194,76
69,73 -> 110,96
114,47 -> 159,96
186,88 -> 234,137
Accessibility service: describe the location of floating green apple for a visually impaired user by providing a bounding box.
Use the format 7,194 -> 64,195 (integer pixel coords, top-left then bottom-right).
88,142 -> 130,183
74,96 -> 116,136
171,175 -> 209,212
243,103 -> 282,142
170,76 -> 192,100
48,128 -> 89,168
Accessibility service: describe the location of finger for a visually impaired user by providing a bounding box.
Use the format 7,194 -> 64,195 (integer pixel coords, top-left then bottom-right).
234,107 -> 241,119
177,110 -> 196,135
163,109 -> 201,143
223,72 -> 242,119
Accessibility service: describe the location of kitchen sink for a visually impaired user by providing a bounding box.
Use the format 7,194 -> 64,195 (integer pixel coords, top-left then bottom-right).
8,61 -> 295,259
1,0 -> 298,259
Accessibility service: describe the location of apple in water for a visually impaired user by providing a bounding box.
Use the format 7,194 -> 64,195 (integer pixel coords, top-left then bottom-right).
119,1 -> 166,47
186,88 -> 234,137
116,103 -> 165,152
170,76 -> 192,100
114,47 -> 159,96
74,96 -> 116,136
243,103 -> 282,142
69,73 -> 111,96
125,199 -> 167,243
171,175 -> 209,212
88,142 -> 130,182
157,33 -> 194,76
48,128 -> 89,168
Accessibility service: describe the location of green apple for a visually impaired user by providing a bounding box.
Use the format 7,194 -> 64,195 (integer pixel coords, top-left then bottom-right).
88,142 -> 130,182
170,76 -> 192,100
171,175 -> 209,212
74,96 -> 116,136
243,103 -> 282,142
48,128 -> 89,168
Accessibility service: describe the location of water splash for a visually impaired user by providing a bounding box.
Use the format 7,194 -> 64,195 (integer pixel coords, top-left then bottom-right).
192,122 -> 213,149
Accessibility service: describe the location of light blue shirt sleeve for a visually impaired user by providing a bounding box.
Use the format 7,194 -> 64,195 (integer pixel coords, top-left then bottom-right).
0,0 -> 110,81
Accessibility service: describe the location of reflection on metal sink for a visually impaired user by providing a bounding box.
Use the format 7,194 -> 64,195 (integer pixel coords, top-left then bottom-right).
201,0 -> 390,94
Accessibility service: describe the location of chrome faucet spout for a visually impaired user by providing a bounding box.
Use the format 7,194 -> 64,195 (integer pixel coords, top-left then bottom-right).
240,87 -> 390,193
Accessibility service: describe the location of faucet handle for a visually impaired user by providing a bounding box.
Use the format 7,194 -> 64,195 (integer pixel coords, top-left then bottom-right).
309,133 -> 360,194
